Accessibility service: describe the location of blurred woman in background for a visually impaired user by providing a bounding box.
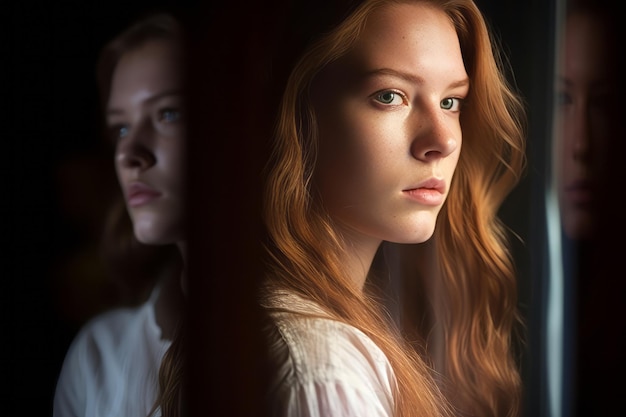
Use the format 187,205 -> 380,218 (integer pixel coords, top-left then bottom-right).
53,12 -> 187,417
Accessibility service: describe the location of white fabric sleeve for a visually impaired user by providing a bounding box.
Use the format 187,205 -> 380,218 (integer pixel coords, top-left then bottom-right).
277,379 -> 393,417
266,312 -> 395,417
53,328 -> 95,417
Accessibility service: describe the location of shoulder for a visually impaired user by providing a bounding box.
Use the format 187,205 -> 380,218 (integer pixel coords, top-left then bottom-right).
265,309 -> 395,416
274,311 -> 392,379
270,311 -> 394,384
71,304 -> 150,355
263,289 -> 393,381
53,301 -> 166,417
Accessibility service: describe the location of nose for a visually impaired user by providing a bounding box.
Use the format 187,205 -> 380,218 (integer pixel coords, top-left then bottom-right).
409,107 -> 459,161
572,103 -> 591,162
115,120 -> 156,171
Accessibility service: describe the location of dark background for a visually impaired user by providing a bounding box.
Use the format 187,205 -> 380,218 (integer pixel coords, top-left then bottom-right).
7,1 -> 556,416
7,2 -> 205,415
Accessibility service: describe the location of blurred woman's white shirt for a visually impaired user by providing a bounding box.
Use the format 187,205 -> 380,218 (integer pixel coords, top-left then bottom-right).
53,284 -> 170,417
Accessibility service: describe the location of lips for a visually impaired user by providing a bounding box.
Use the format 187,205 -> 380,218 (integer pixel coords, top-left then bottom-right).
126,182 -> 161,207
403,178 -> 446,206
564,180 -> 594,206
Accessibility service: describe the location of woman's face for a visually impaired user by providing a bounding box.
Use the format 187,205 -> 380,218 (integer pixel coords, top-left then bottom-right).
313,2 -> 467,249
556,12 -> 617,240
107,39 -> 186,245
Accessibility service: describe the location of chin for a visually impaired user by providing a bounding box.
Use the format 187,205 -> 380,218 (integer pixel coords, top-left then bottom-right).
134,231 -> 167,246
562,218 -> 594,241
391,226 -> 436,245
133,222 -> 179,246
561,209 -> 595,241
400,215 -> 438,244
411,231 -> 436,244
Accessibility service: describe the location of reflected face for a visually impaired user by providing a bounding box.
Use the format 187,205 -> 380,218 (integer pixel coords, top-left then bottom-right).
107,40 -> 186,245
556,12 -> 617,240
313,2 -> 467,248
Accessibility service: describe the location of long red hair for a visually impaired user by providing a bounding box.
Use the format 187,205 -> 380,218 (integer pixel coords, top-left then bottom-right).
262,1 -> 526,416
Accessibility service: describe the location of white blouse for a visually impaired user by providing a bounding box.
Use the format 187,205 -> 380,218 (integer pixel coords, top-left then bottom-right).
265,291 -> 396,417
53,285 -> 170,417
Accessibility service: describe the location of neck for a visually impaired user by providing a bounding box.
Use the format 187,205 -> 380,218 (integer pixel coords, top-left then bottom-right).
339,232 -> 382,291
154,241 -> 186,341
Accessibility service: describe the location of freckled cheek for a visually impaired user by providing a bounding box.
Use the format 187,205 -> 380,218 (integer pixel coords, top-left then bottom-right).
114,163 -> 128,188
315,127 -> 374,206
334,124 -> 383,173
453,138 -> 463,162
556,156 -> 573,186
590,113 -> 615,145
156,144 -> 186,189
559,113 -> 576,138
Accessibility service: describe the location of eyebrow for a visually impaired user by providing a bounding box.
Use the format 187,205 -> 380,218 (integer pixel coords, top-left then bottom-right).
557,75 -> 613,91
364,68 -> 470,89
106,89 -> 184,116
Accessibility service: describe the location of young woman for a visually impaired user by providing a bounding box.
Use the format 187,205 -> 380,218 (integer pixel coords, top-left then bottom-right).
260,1 -> 527,416
53,13 -> 187,417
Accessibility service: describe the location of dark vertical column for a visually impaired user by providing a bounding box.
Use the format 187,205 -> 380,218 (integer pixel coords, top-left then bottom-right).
184,3 -> 285,416
185,1 -> 367,414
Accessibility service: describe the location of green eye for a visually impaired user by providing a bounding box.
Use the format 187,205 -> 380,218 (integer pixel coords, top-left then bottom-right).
379,92 -> 395,104
375,91 -> 403,105
441,97 -> 462,111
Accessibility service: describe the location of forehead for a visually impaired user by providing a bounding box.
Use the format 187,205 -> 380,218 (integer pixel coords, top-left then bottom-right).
108,40 -> 183,107
561,13 -> 617,82
348,2 -> 465,76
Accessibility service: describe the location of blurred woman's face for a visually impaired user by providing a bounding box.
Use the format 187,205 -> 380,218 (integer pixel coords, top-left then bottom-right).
313,2 -> 467,252
107,39 -> 186,245
556,12 -> 618,240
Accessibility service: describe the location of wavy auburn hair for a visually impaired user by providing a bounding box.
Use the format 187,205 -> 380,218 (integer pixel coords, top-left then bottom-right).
262,1 -> 526,416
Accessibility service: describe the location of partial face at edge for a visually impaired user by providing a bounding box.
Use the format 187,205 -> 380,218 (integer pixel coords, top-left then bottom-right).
555,12 -> 618,240
107,39 -> 187,245
312,2 -> 468,248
